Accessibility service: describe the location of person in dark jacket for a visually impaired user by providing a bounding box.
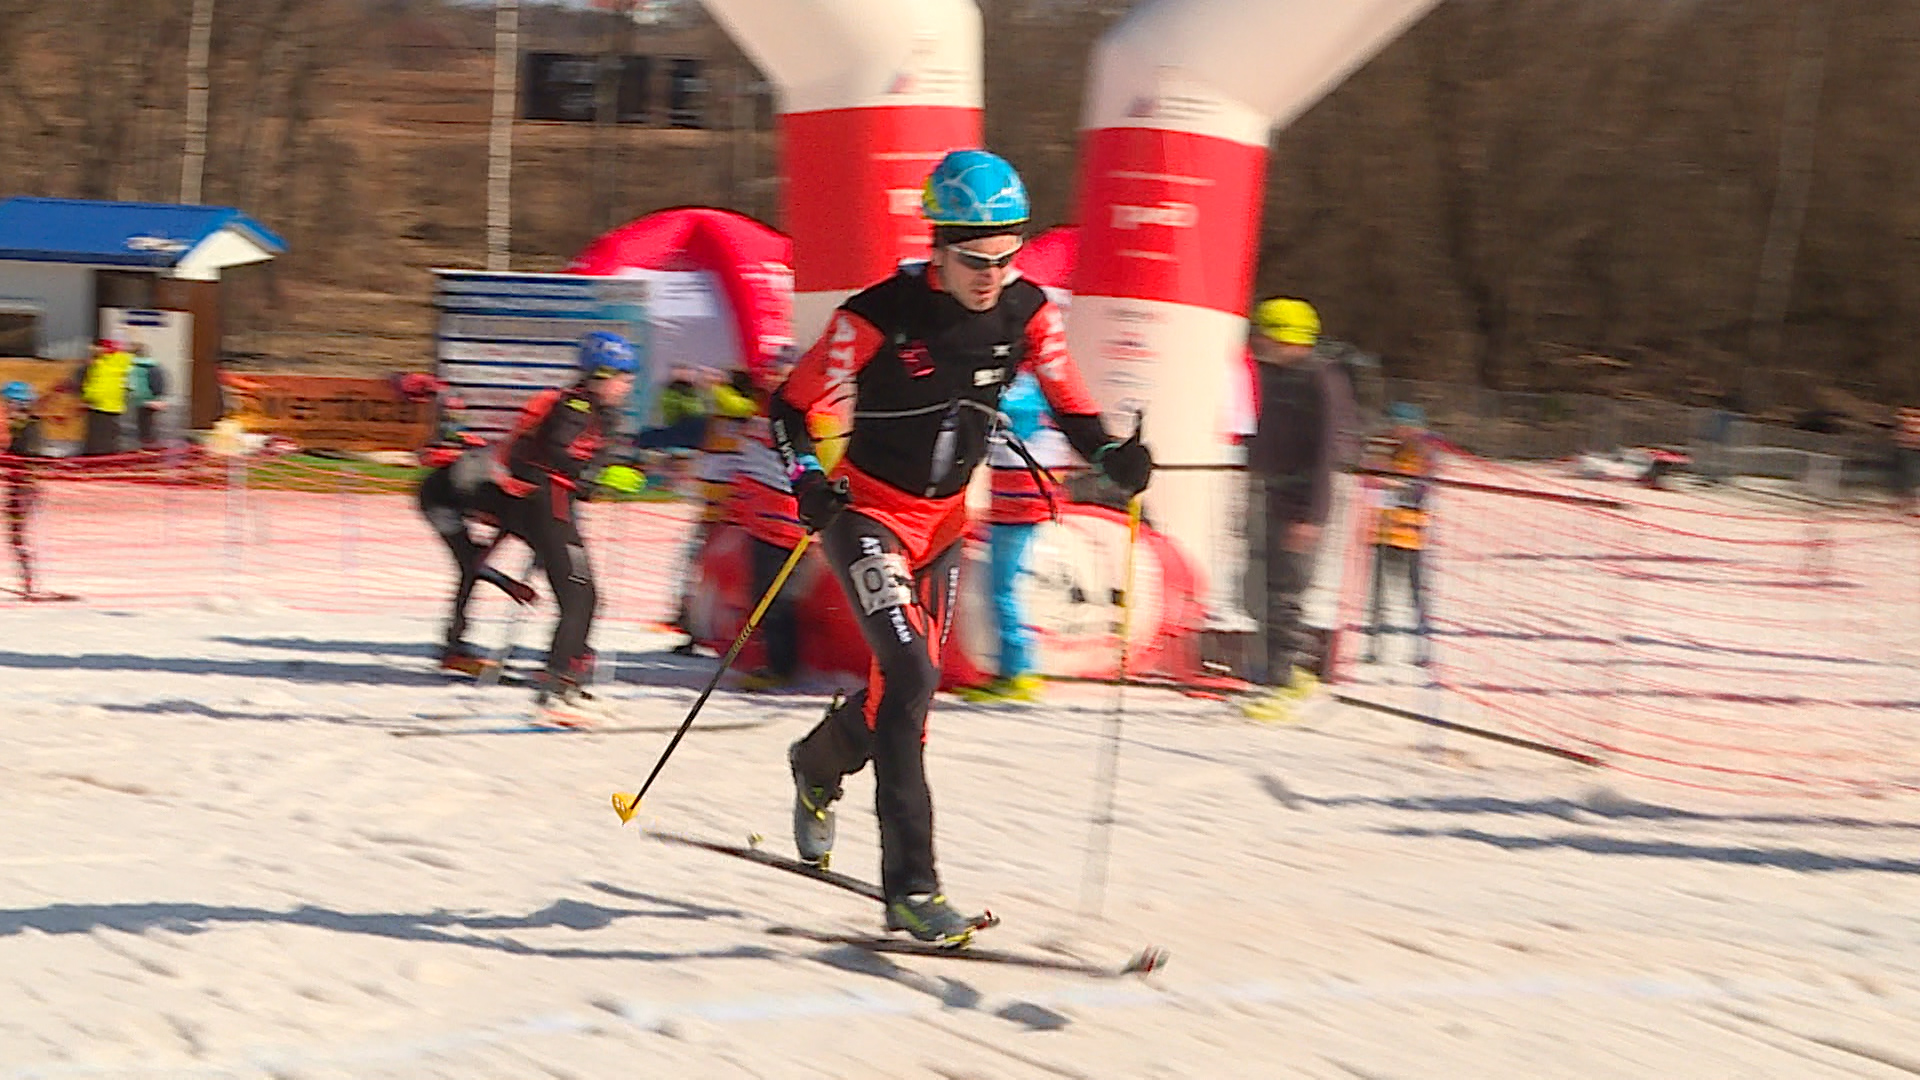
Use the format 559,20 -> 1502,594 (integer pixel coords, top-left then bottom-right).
3,380 -> 44,596
1241,297 -> 1352,721
128,345 -> 169,448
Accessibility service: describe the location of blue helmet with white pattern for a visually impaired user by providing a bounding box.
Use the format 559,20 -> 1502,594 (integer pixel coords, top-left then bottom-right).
2,381 -> 34,407
921,150 -> 1030,229
578,330 -> 637,377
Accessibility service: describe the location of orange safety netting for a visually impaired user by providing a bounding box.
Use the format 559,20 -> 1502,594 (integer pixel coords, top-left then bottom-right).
1332,451 -> 1920,799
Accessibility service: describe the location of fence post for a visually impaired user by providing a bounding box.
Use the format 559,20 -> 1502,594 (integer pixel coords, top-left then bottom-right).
341,461 -> 361,602
224,450 -> 247,600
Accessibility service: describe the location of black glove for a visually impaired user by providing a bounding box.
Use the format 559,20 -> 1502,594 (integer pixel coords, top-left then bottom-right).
1095,430 -> 1153,496
794,470 -> 850,533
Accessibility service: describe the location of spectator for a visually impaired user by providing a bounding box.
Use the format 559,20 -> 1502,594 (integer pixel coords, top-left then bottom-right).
3,380 -> 43,596
635,371 -> 711,451
128,344 -> 168,448
1701,388 -> 1744,486
665,365 -> 781,652
1362,402 -> 1437,666
726,363 -> 805,692
962,371 -> 1065,704
1895,404 -> 1920,514
74,339 -> 133,456
1240,297 -> 1352,722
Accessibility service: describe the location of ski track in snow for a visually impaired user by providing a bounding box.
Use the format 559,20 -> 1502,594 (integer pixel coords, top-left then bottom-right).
0,607 -> 1916,1078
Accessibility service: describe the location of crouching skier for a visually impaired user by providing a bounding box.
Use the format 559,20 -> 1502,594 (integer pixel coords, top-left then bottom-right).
424,331 -> 641,717
768,149 -> 1154,942
416,431 -> 540,679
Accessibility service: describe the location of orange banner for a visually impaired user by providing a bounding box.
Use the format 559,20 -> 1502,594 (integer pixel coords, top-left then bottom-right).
0,358 -> 85,444
224,373 -> 434,451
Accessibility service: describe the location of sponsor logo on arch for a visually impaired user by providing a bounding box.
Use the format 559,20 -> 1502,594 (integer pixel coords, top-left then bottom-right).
1110,201 -> 1199,231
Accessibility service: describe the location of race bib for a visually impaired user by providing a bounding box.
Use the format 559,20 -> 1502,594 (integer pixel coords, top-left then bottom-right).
848,552 -> 913,615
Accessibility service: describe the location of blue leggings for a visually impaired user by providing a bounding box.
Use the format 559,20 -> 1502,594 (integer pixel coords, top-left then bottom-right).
988,523 -> 1038,678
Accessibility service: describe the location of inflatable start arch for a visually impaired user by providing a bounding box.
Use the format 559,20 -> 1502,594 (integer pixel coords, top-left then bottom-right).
700,0 -> 984,346
1067,0 -> 1443,635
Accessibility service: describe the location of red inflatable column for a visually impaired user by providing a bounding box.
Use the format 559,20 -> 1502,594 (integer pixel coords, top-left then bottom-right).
703,0 -> 984,345
1067,0 -> 1441,639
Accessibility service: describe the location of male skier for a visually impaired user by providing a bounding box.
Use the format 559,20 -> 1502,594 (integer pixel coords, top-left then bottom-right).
769,149 -> 1153,942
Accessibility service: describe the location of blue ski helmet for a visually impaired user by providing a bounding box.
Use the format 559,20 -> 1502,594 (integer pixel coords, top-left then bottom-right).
2,381 -> 34,407
578,330 -> 638,377
921,149 -> 1030,229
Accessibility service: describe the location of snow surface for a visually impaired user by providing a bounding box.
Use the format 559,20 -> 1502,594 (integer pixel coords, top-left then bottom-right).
3,601 -> 1917,1078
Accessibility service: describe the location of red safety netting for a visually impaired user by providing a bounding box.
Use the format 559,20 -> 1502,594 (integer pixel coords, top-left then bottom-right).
1333,450 -> 1920,798
1,447 -> 697,629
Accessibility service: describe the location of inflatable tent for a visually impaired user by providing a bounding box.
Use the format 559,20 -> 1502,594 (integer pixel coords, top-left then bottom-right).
568,207 -> 795,422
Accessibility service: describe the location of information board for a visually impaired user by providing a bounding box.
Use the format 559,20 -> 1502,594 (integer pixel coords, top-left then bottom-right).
432,270 -> 650,438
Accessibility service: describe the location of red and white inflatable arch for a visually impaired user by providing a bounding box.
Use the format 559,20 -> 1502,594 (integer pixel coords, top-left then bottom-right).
1066,0 -> 1442,632
700,0 -> 984,346
1016,225 -> 1258,441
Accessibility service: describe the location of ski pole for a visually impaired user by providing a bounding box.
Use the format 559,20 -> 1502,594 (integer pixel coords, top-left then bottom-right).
612,531 -> 813,823
1080,493 -> 1143,919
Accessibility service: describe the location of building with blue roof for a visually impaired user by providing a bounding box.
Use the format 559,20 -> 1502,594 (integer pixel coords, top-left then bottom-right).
0,197 -> 285,428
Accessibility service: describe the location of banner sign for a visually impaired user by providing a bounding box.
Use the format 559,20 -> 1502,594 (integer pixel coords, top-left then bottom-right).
223,373 -> 434,451
432,270 -> 650,438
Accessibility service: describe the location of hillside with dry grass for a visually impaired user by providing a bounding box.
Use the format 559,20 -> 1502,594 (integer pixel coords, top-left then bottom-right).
2,0 -> 1914,423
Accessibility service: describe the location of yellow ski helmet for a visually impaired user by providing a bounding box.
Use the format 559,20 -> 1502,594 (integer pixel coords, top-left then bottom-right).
1252,297 -> 1320,347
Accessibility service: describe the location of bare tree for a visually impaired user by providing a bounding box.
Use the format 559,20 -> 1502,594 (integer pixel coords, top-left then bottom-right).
182,0 -> 215,203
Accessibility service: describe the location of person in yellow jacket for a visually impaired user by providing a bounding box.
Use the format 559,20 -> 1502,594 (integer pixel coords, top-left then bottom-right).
75,339 -> 133,456
1363,402 -> 1436,665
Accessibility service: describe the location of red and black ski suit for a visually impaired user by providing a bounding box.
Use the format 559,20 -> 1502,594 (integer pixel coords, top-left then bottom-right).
771,264 -> 1122,901
433,383 -> 620,683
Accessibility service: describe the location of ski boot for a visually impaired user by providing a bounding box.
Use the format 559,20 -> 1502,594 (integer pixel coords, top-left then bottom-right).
1239,668 -> 1319,723
535,661 -> 610,727
737,667 -> 793,693
439,642 -> 498,678
959,673 -> 1042,705
884,892 -> 982,945
789,740 -> 841,866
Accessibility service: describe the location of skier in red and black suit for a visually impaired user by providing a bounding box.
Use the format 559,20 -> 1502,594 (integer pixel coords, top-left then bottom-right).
426,331 -> 640,711
769,150 -> 1153,943
412,371 -> 539,678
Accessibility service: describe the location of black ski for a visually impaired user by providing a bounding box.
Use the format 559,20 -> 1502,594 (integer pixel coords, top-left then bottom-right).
648,828 -> 887,902
767,925 -> 1168,978
441,667 -> 533,688
5,588 -> 79,602
394,717 -> 773,739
